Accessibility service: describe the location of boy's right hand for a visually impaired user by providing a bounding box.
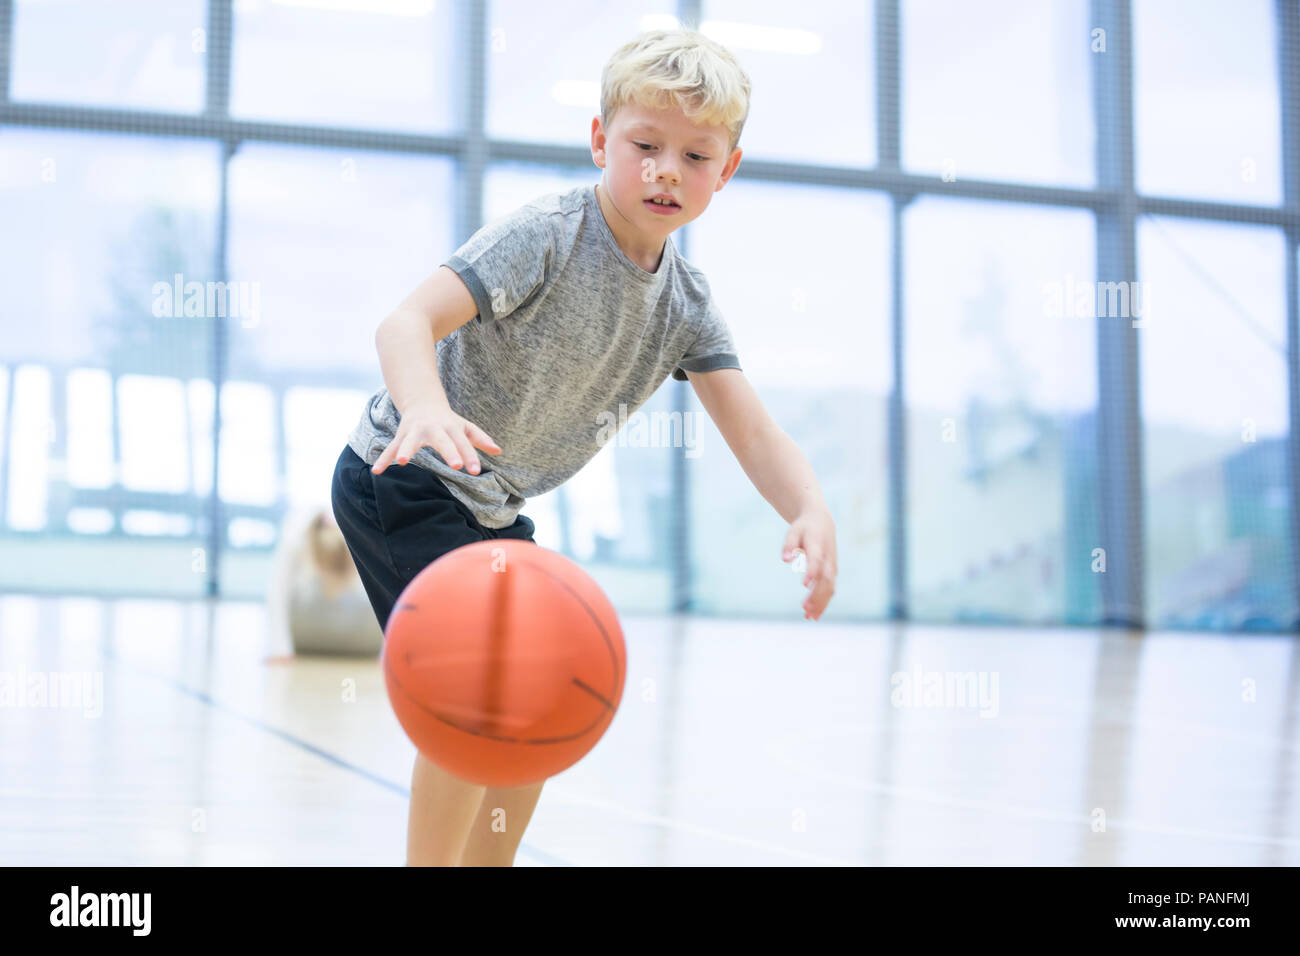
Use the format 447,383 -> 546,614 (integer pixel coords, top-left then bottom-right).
370,399 -> 502,476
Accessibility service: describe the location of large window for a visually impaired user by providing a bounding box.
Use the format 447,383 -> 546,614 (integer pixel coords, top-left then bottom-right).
703,0 -> 875,167
215,144 -> 455,593
901,0 -> 1094,187
0,1 -> 1296,631
230,0 -> 459,133
0,129 -> 219,596
1133,0 -> 1282,205
688,178 -> 892,617
903,197 -> 1099,623
11,0 -> 207,113
486,1 -> 675,147
1138,217 -> 1293,628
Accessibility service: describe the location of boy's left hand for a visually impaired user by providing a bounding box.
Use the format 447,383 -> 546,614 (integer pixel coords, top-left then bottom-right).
782,508 -> 837,621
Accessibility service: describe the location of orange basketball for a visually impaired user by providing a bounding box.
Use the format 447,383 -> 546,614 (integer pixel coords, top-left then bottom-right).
381,538 -> 626,787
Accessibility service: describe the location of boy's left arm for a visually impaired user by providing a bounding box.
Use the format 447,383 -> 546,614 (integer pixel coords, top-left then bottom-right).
685,367 -> 837,620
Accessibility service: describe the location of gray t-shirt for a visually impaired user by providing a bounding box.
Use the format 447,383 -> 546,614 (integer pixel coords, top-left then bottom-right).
346,182 -> 742,529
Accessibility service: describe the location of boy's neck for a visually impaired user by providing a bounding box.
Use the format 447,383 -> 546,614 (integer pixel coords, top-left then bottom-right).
595,182 -> 667,274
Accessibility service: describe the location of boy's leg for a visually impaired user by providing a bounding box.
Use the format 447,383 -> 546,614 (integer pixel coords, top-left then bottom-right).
406,753 -> 487,866
458,779 -> 547,867
447,513 -> 542,866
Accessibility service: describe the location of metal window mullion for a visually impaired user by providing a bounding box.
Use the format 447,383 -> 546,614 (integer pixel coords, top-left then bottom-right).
1285,233 -> 1299,628
48,364 -> 68,533
1278,0 -> 1300,628
668,0 -> 704,614
272,379 -> 288,544
887,197 -> 908,620
201,0 -> 234,597
878,0 -> 906,619
110,363 -> 122,535
876,0 -> 900,170
0,0 -> 13,102
8,93 -> 1300,222
205,0 -> 232,118
205,2 -> 233,597
207,139 -> 233,598
0,363 -> 13,530
672,203 -> 692,612
455,0 -> 487,249
1091,0 -> 1144,627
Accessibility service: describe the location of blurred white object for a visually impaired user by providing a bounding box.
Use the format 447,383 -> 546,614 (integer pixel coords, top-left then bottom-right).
265,506 -> 383,658
791,549 -> 807,577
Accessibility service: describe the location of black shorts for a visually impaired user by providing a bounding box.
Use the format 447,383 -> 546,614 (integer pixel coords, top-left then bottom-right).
330,444 -> 537,635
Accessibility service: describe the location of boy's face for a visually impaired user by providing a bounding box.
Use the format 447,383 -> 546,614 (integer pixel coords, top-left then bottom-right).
591,101 -> 742,241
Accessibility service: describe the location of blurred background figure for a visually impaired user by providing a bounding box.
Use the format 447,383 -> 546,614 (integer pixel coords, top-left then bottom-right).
264,506 -> 381,660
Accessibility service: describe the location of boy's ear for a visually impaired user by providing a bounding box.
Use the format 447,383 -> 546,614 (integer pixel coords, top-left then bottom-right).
716,147 -> 743,189
591,115 -> 608,168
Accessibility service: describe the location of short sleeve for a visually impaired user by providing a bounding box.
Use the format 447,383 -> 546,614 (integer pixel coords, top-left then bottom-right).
671,298 -> 742,381
441,205 -> 556,324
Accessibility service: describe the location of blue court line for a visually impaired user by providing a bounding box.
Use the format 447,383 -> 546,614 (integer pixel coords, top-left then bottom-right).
100,647 -> 573,868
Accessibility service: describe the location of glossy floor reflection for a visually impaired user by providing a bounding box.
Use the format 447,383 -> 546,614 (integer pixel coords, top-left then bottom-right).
0,594 -> 1296,866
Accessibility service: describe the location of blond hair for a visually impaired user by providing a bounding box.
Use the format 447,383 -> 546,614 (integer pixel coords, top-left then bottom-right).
600,28 -> 752,155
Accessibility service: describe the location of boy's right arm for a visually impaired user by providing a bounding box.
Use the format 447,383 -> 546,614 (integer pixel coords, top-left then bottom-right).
370,265 -> 502,476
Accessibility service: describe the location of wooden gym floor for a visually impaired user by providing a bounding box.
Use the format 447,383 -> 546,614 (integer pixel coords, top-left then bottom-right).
1,593 -> 1296,866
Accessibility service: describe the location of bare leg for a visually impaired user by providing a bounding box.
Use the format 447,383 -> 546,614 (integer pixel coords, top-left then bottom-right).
406,753 -> 486,866
458,779 -> 547,867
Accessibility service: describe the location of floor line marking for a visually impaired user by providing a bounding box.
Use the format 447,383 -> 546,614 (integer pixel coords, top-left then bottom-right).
99,648 -> 571,867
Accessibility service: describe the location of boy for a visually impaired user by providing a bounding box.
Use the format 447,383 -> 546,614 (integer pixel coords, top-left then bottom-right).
331,28 -> 837,867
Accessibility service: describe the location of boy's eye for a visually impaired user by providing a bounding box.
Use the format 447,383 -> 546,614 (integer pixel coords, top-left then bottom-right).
635,142 -> 708,162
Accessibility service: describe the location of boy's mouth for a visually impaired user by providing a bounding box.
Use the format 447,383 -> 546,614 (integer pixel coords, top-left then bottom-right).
644,197 -> 681,215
